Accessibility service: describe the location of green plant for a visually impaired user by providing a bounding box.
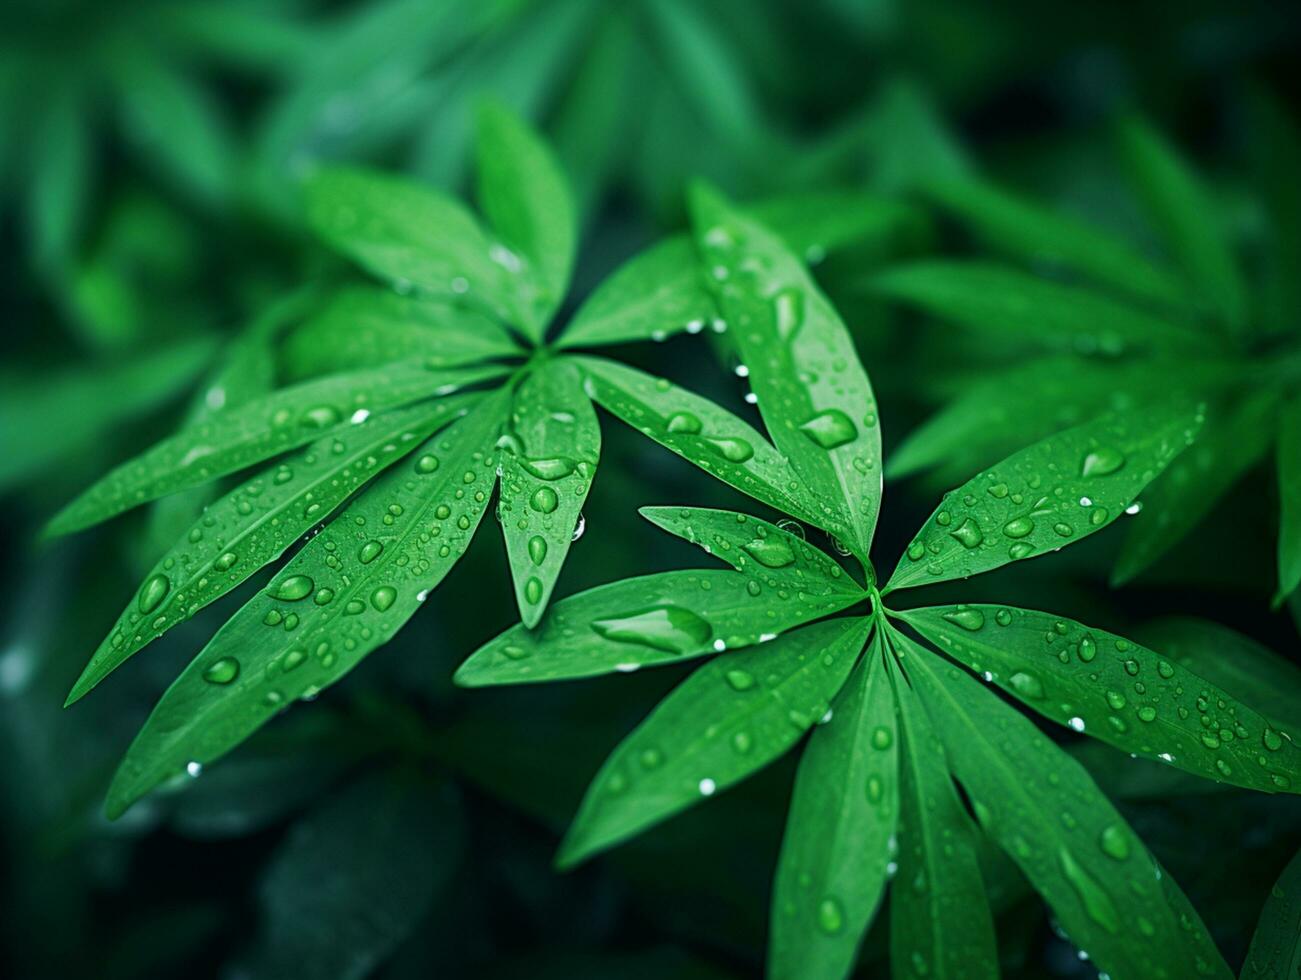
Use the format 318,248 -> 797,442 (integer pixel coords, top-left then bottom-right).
456,185 -> 1301,979
49,104 -> 913,819
870,110 -> 1301,602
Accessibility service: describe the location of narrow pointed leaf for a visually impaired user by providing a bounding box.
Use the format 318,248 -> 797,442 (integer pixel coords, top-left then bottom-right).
692,185 -> 882,557
556,616 -> 872,868
576,355 -> 840,533
888,648 -> 998,980
1113,392 -> 1277,585
46,360 -> 504,536
769,634 -> 898,980
1137,618 -> 1301,732
304,167 -> 515,324
886,402 -> 1204,592
559,237 -> 715,348
871,260 -> 1206,354
899,604 -> 1301,794
1241,847 -> 1301,979
1279,397 -> 1301,600
105,393 -> 508,818
920,174 -> 1188,310
282,285 -> 520,381
896,630 -> 1232,980
1116,115 -> 1248,332
454,567 -> 864,687
475,101 -> 576,333
497,359 -> 599,626
68,397 -> 476,706
638,506 -> 863,595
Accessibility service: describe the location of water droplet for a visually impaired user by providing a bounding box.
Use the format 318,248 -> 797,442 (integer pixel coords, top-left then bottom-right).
773,286 -> 805,341
370,586 -> 397,611
202,657 -> 239,685
698,777 -> 717,796
942,606 -> 985,631
706,437 -> 754,463
1137,706 -> 1157,723
524,577 -> 543,605
1099,824 -> 1130,861
949,517 -> 983,549
415,454 -> 439,474
528,535 -> 548,565
358,540 -> 383,564
531,487 -> 559,513
1263,728 -> 1284,751
1081,447 -> 1126,477
872,726 -> 893,750
799,409 -> 858,449
817,896 -> 845,934
725,669 -> 756,691
301,405 -> 341,428
591,605 -> 712,654
522,456 -> 576,481
666,412 -> 703,435
1009,671 -> 1045,699
270,575 -> 314,601
1003,516 -> 1035,538
995,608 -> 1013,626
138,574 -> 170,614
732,732 -> 753,753
1059,847 -> 1120,932
866,775 -> 884,803
744,536 -> 795,568
214,552 -> 238,572
1078,634 -> 1097,662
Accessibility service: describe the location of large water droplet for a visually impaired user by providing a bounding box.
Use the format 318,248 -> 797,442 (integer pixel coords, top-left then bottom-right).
744,536 -> 795,568
1009,671 -> 1045,699
528,535 -> 548,565
531,487 -> 559,513
138,574 -> 170,614
799,409 -> 857,450
1059,848 -> 1120,933
1081,447 -> 1126,477
301,405 -> 342,428
725,669 -> 756,691
1003,516 -> 1035,538
590,605 -> 712,654
522,456 -> 576,481
202,657 -> 240,685
358,540 -> 383,564
524,577 -> 543,605
949,518 -> 983,549
666,412 -> 703,435
773,287 -> 805,341
706,437 -> 754,463
942,606 -> 985,632
370,586 -> 397,611
270,575 -> 314,601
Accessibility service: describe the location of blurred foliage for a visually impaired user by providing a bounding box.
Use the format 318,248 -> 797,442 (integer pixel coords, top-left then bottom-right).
2,0 -> 1300,978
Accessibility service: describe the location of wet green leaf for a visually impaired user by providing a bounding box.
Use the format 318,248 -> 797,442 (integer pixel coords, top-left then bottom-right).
1240,846 -> 1301,980
1278,397 -> 1301,600
691,184 -> 882,558
454,565 -> 863,687
769,633 -> 897,980
888,646 -> 998,980
899,604 -> 1301,794
895,628 -> 1232,980
67,396 -> 476,705
638,506 -> 863,595
1116,115 -> 1247,333
1113,392 -> 1277,585
475,100 -> 576,334
45,360 -> 505,536
497,358 -> 599,626
105,392 -> 508,817
556,616 -> 871,868
576,355 -> 837,532
887,402 -> 1204,592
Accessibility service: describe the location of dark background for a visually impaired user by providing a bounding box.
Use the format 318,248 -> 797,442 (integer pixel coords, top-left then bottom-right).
2,1 -> 1298,977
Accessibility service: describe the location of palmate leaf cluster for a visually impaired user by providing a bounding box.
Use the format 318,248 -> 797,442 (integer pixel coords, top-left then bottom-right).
873,105 -> 1301,602
49,105 -> 913,819
456,183 -> 1301,978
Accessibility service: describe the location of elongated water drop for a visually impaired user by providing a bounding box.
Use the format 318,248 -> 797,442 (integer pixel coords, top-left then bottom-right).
799,409 -> 857,449
524,577 -> 543,604
773,287 -> 805,341
270,575 -> 314,601
522,456 -> 576,481
817,897 -> 845,934
358,540 -> 383,564
1058,848 -> 1120,933
138,574 -> 170,614
706,437 -> 754,463
1081,447 -> 1126,477
744,536 -> 795,568
942,606 -> 985,631
527,535 -> 548,565
202,657 -> 240,685
949,518 -> 983,549
665,412 -> 703,435
590,605 -> 712,654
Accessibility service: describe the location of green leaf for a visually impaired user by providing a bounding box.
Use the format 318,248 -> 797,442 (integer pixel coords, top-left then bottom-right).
871,260 -> 1207,354
1279,397 -> 1301,600
497,359 -> 599,626
575,355 -> 837,532
1240,847 -> 1301,980
768,633 -> 897,980
1136,618 -> 1301,732
1113,392 -> 1277,585
638,506 -> 863,595
1116,115 -> 1247,333
454,566 -> 863,688
747,191 -> 920,264
898,604 -> 1301,794
888,645 -> 998,980
920,174 -> 1189,310
105,392 -> 508,818
245,773 -> 461,980
886,402 -> 1204,592
559,237 -> 715,348
691,184 -> 883,557
304,167 -> 516,326
30,81 -> 91,270
556,616 -> 871,868
894,628 -> 1232,980
475,100 -> 576,334
281,285 -> 520,381
45,359 -> 505,537
67,396 -> 476,706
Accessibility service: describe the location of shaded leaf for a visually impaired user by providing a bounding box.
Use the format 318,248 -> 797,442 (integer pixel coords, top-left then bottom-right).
497,358 -> 599,625
748,191 -> 920,264
895,629 -> 1232,980
769,633 -> 897,980
1279,397 -> 1301,600
692,184 -> 882,557
556,616 -> 871,867
46,360 -> 504,536
67,396 -> 476,705
1240,847 -> 1301,980
886,402 -> 1204,592
105,392 -> 508,817
454,566 -> 863,687
899,604 -> 1300,794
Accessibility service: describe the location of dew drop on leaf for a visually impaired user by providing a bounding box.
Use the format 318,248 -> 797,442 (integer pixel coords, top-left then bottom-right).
202,657 -> 240,685
942,606 -> 985,632
1081,447 -> 1126,477
137,574 -> 170,614
665,411 -> 703,434
530,487 -> 559,513
590,605 -> 713,654
270,575 -> 314,601
370,586 -> 397,611
743,536 -> 795,568
527,535 -> 548,565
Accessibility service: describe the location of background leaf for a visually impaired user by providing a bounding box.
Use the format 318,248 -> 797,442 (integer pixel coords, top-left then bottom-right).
1240,846 -> 1301,980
